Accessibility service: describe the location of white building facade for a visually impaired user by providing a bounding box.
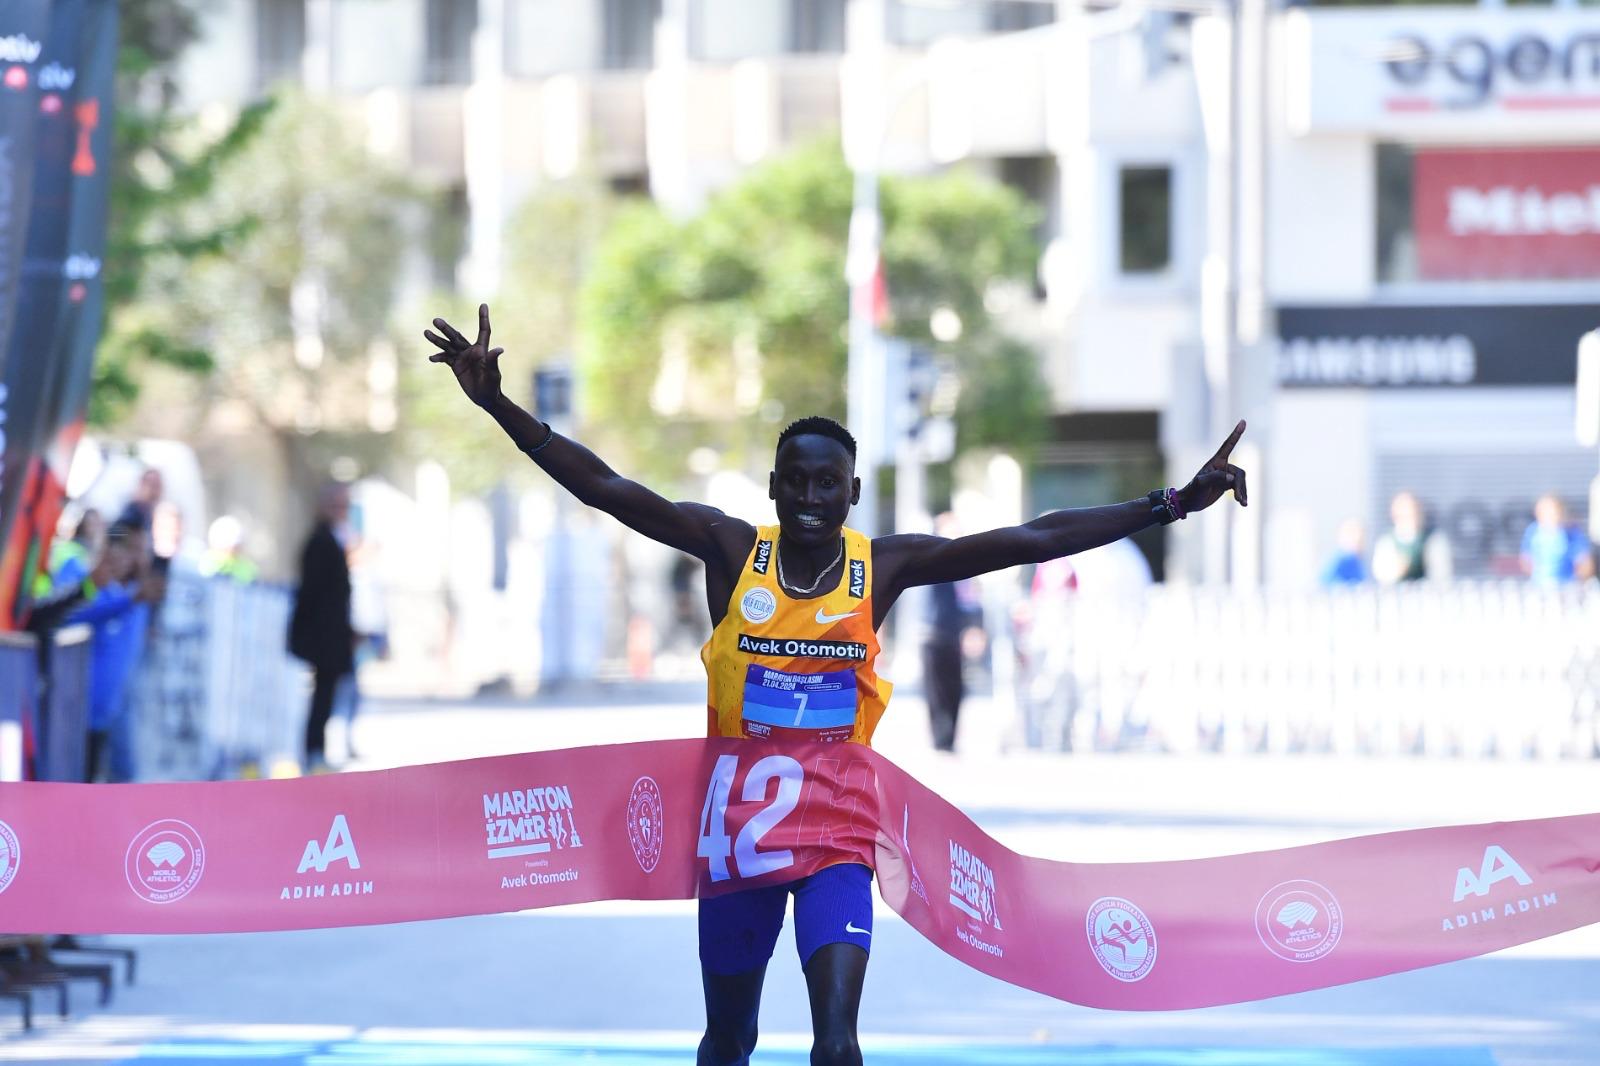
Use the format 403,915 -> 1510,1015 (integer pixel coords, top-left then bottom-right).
170,0 -> 1600,586
1266,7 -> 1600,584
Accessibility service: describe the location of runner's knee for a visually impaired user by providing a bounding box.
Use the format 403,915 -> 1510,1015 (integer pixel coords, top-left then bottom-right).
809,1033 -> 862,1066
699,1018 -> 758,1065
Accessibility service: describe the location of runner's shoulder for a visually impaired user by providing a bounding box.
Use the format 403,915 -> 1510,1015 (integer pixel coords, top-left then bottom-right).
676,503 -> 757,569
869,532 -> 947,587
870,532 -> 946,563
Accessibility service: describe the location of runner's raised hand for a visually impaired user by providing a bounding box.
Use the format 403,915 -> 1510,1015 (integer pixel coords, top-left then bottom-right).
426,303 -> 504,409
1177,419 -> 1249,513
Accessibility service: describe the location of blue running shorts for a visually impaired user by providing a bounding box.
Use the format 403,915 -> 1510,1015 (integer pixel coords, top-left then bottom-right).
698,862 -> 873,976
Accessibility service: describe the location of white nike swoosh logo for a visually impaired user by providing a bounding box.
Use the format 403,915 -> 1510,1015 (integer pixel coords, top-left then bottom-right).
845,921 -> 871,936
815,606 -> 859,625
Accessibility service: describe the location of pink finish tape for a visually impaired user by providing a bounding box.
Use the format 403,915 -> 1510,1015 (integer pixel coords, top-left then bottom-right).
1,739 -> 1594,1010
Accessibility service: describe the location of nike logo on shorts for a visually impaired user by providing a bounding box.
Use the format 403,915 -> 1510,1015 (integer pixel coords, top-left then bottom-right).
845,921 -> 871,936
816,606 -> 859,625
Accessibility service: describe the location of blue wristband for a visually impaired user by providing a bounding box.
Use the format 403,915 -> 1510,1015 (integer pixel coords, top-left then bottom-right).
525,423 -> 556,456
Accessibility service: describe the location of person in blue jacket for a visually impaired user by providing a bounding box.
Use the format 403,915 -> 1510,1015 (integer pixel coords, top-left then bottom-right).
67,520 -> 158,781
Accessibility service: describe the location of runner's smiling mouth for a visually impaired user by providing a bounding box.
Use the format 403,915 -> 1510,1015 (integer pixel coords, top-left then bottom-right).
795,513 -> 825,529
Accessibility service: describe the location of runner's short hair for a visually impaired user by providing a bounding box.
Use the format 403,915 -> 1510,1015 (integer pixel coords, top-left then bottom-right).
777,416 -> 857,461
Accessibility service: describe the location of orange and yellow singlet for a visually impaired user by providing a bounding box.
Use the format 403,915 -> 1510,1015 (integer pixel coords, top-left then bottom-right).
701,525 -> 893,746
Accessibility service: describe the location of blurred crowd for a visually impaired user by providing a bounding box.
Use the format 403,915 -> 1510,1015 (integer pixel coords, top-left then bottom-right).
1320,491 -> 1593,589
22,466 -> 388,783
27,469 -> 182,782
17,465 -> 1596,780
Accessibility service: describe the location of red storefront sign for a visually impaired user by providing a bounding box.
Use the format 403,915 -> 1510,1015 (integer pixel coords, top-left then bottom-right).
1414,147 -> 1600,281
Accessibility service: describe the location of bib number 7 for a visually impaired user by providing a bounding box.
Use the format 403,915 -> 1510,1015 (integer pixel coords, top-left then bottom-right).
697,753 -> 803,882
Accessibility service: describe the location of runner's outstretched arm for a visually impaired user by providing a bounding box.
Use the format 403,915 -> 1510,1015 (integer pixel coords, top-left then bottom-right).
425,304 -> 753,563
876,421 -> 1249,599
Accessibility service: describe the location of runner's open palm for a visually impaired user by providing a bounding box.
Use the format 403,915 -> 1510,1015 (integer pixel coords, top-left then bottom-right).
425,303 -> 504,409
1178,419 -> 1249,513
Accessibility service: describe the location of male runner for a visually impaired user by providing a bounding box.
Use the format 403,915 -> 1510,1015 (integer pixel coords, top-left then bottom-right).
427,305 -> 1248,1066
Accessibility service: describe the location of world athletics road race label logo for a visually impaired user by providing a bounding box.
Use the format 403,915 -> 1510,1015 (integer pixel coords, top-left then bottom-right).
126,819 -> 206,904
1086,896 -> 1157,982
1255,879 -> 1343,963
627,776 -> 664,874
0,819 -> 18,894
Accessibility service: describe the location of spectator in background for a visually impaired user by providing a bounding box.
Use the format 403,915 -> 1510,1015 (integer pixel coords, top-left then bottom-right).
1321,519 -> 1368,587
1372,491 -> 1452,585
288,482 -> 355,773
33,509 -> 104,602
201,515 -> 258,583
1520,494 -> 1593,587
68,521 -> 159,781
117,467 -> 163,535
921,513 -> 986,753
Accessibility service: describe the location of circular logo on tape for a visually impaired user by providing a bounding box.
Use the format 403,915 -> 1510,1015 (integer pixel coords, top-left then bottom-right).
1255,879 -> 1343,963
0,820 -> 19,895
125,819 -> 206,904
740,587 -> 777,624
626,776 -> 665,874
1086,896 -> 1157,982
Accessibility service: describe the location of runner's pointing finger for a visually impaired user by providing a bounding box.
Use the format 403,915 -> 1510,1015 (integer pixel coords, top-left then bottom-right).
476,303 -> 491,351
1211,419 -> 1247,466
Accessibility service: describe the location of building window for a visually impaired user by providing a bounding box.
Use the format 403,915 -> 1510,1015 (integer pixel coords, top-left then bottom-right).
255,0 -> 306,90
789,0 -> 846,53
1375,142 -> 1415,284
608,172 -> 651,198
603,0 -> 661,70
429,186 -> 470,290
424,0 -> 478,85
1118,165 -> 1172,275
998,155 -> 1056,297
989,1 -> 1055,32
890,0 -> 1052,44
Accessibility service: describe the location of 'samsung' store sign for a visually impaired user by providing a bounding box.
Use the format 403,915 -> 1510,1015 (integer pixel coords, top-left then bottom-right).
1286,9 -> 1600,135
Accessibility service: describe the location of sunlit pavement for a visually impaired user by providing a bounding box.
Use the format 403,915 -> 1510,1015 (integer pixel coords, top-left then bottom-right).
5,687 -> 1597,1064
0,1025 -> 1502,1065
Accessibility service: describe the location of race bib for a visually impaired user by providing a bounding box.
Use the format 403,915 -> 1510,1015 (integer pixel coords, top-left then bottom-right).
741,665 -> 858,743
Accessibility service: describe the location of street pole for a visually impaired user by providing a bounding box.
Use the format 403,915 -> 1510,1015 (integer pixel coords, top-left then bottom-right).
1195,0 -> 1245,585
846,165 -> 884,537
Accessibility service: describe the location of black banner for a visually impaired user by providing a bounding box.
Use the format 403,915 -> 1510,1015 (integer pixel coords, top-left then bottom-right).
0,0 -> 52,593
0,0 -> 117,627
1277,303 -> 1600,389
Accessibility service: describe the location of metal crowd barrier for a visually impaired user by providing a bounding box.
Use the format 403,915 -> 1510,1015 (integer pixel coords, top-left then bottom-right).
0,627 -> 91,783
1014,581 -> 1600,759
132,569 -> 304,780
37,627 -> 90,783
0,634 -> 33,782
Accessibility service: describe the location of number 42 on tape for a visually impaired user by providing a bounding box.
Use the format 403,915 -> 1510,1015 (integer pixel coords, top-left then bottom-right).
696,753 -> 874,883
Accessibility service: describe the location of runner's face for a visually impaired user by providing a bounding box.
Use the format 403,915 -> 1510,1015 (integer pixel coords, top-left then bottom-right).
769,435 -> 858,546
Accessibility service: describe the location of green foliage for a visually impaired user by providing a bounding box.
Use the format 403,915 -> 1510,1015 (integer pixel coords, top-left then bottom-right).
113,89 -> 425,422
400,178 -> 623,498
95,0 -> 272,425
577,139 -> 1048,488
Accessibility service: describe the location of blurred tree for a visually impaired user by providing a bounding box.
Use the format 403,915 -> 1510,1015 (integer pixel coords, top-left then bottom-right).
111,90 -> 425,492
400,177 -> 620,498
578,139 -> 1048,488
93,0 -> 274,425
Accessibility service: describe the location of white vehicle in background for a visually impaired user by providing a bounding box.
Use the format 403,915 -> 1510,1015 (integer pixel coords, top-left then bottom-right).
64,436 -> 208,564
